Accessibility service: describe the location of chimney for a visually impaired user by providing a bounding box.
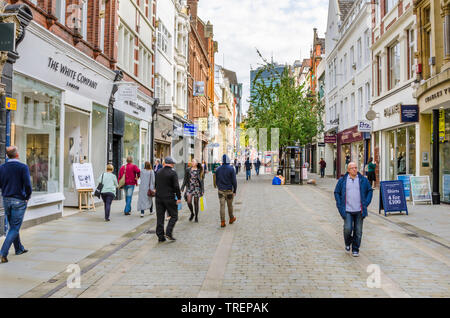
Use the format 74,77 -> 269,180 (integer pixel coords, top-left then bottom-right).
205,21 -> 213,38
187,0 -> 198,22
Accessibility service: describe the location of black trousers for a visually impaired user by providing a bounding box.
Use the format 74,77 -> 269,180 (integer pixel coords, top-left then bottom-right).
101,192 -> 115,220
156,198 -> 178,239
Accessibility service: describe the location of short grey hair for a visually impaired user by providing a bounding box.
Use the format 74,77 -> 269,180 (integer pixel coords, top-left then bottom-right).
6,146 -> 18,159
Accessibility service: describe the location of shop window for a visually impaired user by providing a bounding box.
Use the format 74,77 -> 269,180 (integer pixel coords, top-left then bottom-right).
11,74 -> 61,194
92,104 -> 107,181
64,106 -> 90,190
388,42 -> 400,90
408,125 -> 416,177
124,116 -> 140,166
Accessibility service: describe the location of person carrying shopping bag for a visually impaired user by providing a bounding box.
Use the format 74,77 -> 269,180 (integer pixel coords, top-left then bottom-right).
97,164 -> 119,222
137,161 -> 155,217
181,159 -> 204,223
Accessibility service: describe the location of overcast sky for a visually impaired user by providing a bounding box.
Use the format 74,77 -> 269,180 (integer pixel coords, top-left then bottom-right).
197,0 -> 328,115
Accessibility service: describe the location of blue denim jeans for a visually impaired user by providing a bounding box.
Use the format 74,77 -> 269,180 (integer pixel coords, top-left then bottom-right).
1,197 -> 27,257
255,167 -> 260,175
343,211 -> 364,252
123,185 -> 135,213
246,170 -> 251,180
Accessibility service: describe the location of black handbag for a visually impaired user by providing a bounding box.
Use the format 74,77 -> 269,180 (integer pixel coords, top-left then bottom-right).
94,173 -> 104,198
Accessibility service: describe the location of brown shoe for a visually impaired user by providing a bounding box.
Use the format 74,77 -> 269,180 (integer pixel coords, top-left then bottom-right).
1,256 -> 8,263
221,221 -> 226,227
229,217 -> 236,224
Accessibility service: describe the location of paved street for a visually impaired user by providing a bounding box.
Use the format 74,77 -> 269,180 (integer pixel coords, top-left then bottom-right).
2,172 -> 449,298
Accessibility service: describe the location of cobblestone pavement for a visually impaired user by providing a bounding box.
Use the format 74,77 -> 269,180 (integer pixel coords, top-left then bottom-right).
18,173 -> 450,297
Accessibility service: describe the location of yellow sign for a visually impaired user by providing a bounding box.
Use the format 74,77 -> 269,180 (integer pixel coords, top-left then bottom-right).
240,123 -> 245,129
198,117 -> 208,131
431,110 -> 445,143
5,97 -> 16,111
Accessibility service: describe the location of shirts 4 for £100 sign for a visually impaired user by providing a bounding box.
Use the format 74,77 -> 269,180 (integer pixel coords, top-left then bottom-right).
379,180 -> 408,216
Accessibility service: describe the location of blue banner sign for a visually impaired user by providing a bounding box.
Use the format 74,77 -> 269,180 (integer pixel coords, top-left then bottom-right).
379,180 -> 408,216
397,174 -> 412,199
183,123 -> 197,137
400,105 -> 419,123
443,174 -> 450,203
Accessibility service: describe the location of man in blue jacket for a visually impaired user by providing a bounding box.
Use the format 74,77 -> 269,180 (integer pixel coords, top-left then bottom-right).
0,146 -> 32,263
215,154 -> 237,228
334,162 -> 373,257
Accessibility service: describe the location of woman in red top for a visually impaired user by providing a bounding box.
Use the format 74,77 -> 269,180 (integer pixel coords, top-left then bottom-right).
119,156 -> 140,215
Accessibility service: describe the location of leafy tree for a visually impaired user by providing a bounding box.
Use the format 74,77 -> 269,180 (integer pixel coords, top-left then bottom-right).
246,50 -> 324,157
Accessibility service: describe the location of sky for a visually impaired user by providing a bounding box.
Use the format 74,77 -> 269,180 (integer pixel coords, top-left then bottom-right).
197,0 -> 329,116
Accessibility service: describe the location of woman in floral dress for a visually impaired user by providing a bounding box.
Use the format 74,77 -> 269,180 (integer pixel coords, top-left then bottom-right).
181,159 -> 204,222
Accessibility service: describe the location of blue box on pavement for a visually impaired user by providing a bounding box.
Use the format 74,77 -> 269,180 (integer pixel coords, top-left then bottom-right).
379,180 -> 408,216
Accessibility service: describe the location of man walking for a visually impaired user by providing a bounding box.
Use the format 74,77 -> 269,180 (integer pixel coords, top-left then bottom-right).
319,158 -> 326,178
0,146 -> 32,263
334,162 -> 373,257
215,154 -> 237,228
245,157 -> 252,181
255,157 -> 261,176
118,156 -> 140,215
155,157 -> 181,242
234,158 -> 239,175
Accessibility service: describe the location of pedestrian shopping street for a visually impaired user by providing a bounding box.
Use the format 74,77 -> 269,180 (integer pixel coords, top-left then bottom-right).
1,172 -> 448,298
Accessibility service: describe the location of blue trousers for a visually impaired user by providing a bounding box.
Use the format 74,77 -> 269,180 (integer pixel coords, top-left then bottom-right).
1,197 -> 26,257
123,185 -> 135,213
246,170 -> 251,180
343,212 -> 364,252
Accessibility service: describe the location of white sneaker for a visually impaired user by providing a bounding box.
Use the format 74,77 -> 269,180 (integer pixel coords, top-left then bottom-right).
352,251 -> 359,257
345,246 -> 350,252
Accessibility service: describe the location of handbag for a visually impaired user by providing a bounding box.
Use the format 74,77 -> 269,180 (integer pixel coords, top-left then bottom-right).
200,196 -> 205,212
147,189 -> 155,197
118,164 -> 127,188
94,173 -> 104,198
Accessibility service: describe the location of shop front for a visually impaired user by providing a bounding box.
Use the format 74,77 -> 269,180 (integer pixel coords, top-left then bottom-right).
172,115 -> 191,178
416,73 -> 450,203
154,114 -> 173,162
12,21 -> 115,216
336,126 -> 369,178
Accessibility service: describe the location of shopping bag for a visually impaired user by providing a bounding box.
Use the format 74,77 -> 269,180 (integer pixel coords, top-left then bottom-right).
272,176 -> 281,185
200,196 -> 206,212
175,195 -> 182,211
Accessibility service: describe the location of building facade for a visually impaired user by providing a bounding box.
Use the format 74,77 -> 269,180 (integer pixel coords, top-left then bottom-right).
413,0 -> 450,203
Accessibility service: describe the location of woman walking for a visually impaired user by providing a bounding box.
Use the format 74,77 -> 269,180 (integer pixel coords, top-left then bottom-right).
367,157 -> 377,189
137,161 -> 155,218
98,164 -> 119,222
181,159 -> 204,222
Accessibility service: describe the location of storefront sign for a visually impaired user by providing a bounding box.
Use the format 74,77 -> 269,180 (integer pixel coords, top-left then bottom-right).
47,57 -> 99,89
324,135 -> 337,143
357,120 -> 372,132
183,123 -> 197,137
384,104 -> 401,117
5,97 -> 16,110
410,176 -> 432,204
443,175 -> 450,203
400,105 -> 419,122
193,81 -> 205,96
339,126 -> 363,144
397,174 -> 412,200
318,142 -> 325,147
15,30 -> 115,106
72,163 -> 96,190
114,97 -> 152,120
424,87 -> 450,104
379,180 -> 408,216
0,23 -> 15,51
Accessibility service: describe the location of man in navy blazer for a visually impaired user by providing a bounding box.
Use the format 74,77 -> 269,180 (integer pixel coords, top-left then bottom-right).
0,146 -> 32,263
334,162 -> 373,257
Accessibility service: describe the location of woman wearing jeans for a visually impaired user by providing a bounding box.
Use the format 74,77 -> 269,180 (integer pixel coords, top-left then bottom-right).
118,156 -> 140,215
98,164 -> 119,221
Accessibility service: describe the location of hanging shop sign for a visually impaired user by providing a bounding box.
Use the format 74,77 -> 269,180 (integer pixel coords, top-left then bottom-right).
113,97 -> 152,120
379,180 -> 408,216
5,97 -> 16,110
183,123 -> 197,137
193,81 -> 205,96
400,105 -> 419,123
0,23 -> 15,51
410,176 -> 432,204
324,135 -> 337,143
72,163 -> 96,190
198,117 -> 208,131
397,174 -> 413,200
357,120 -> 372,132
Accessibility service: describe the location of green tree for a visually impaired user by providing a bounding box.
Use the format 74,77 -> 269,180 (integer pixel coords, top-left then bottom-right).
246,50 -> 324,155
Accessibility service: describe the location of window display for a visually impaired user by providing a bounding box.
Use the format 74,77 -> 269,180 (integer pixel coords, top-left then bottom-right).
11,73 -> 61,194
439,108 -> 450,203
124,115 -> 140,165
92,104 -> 107,180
